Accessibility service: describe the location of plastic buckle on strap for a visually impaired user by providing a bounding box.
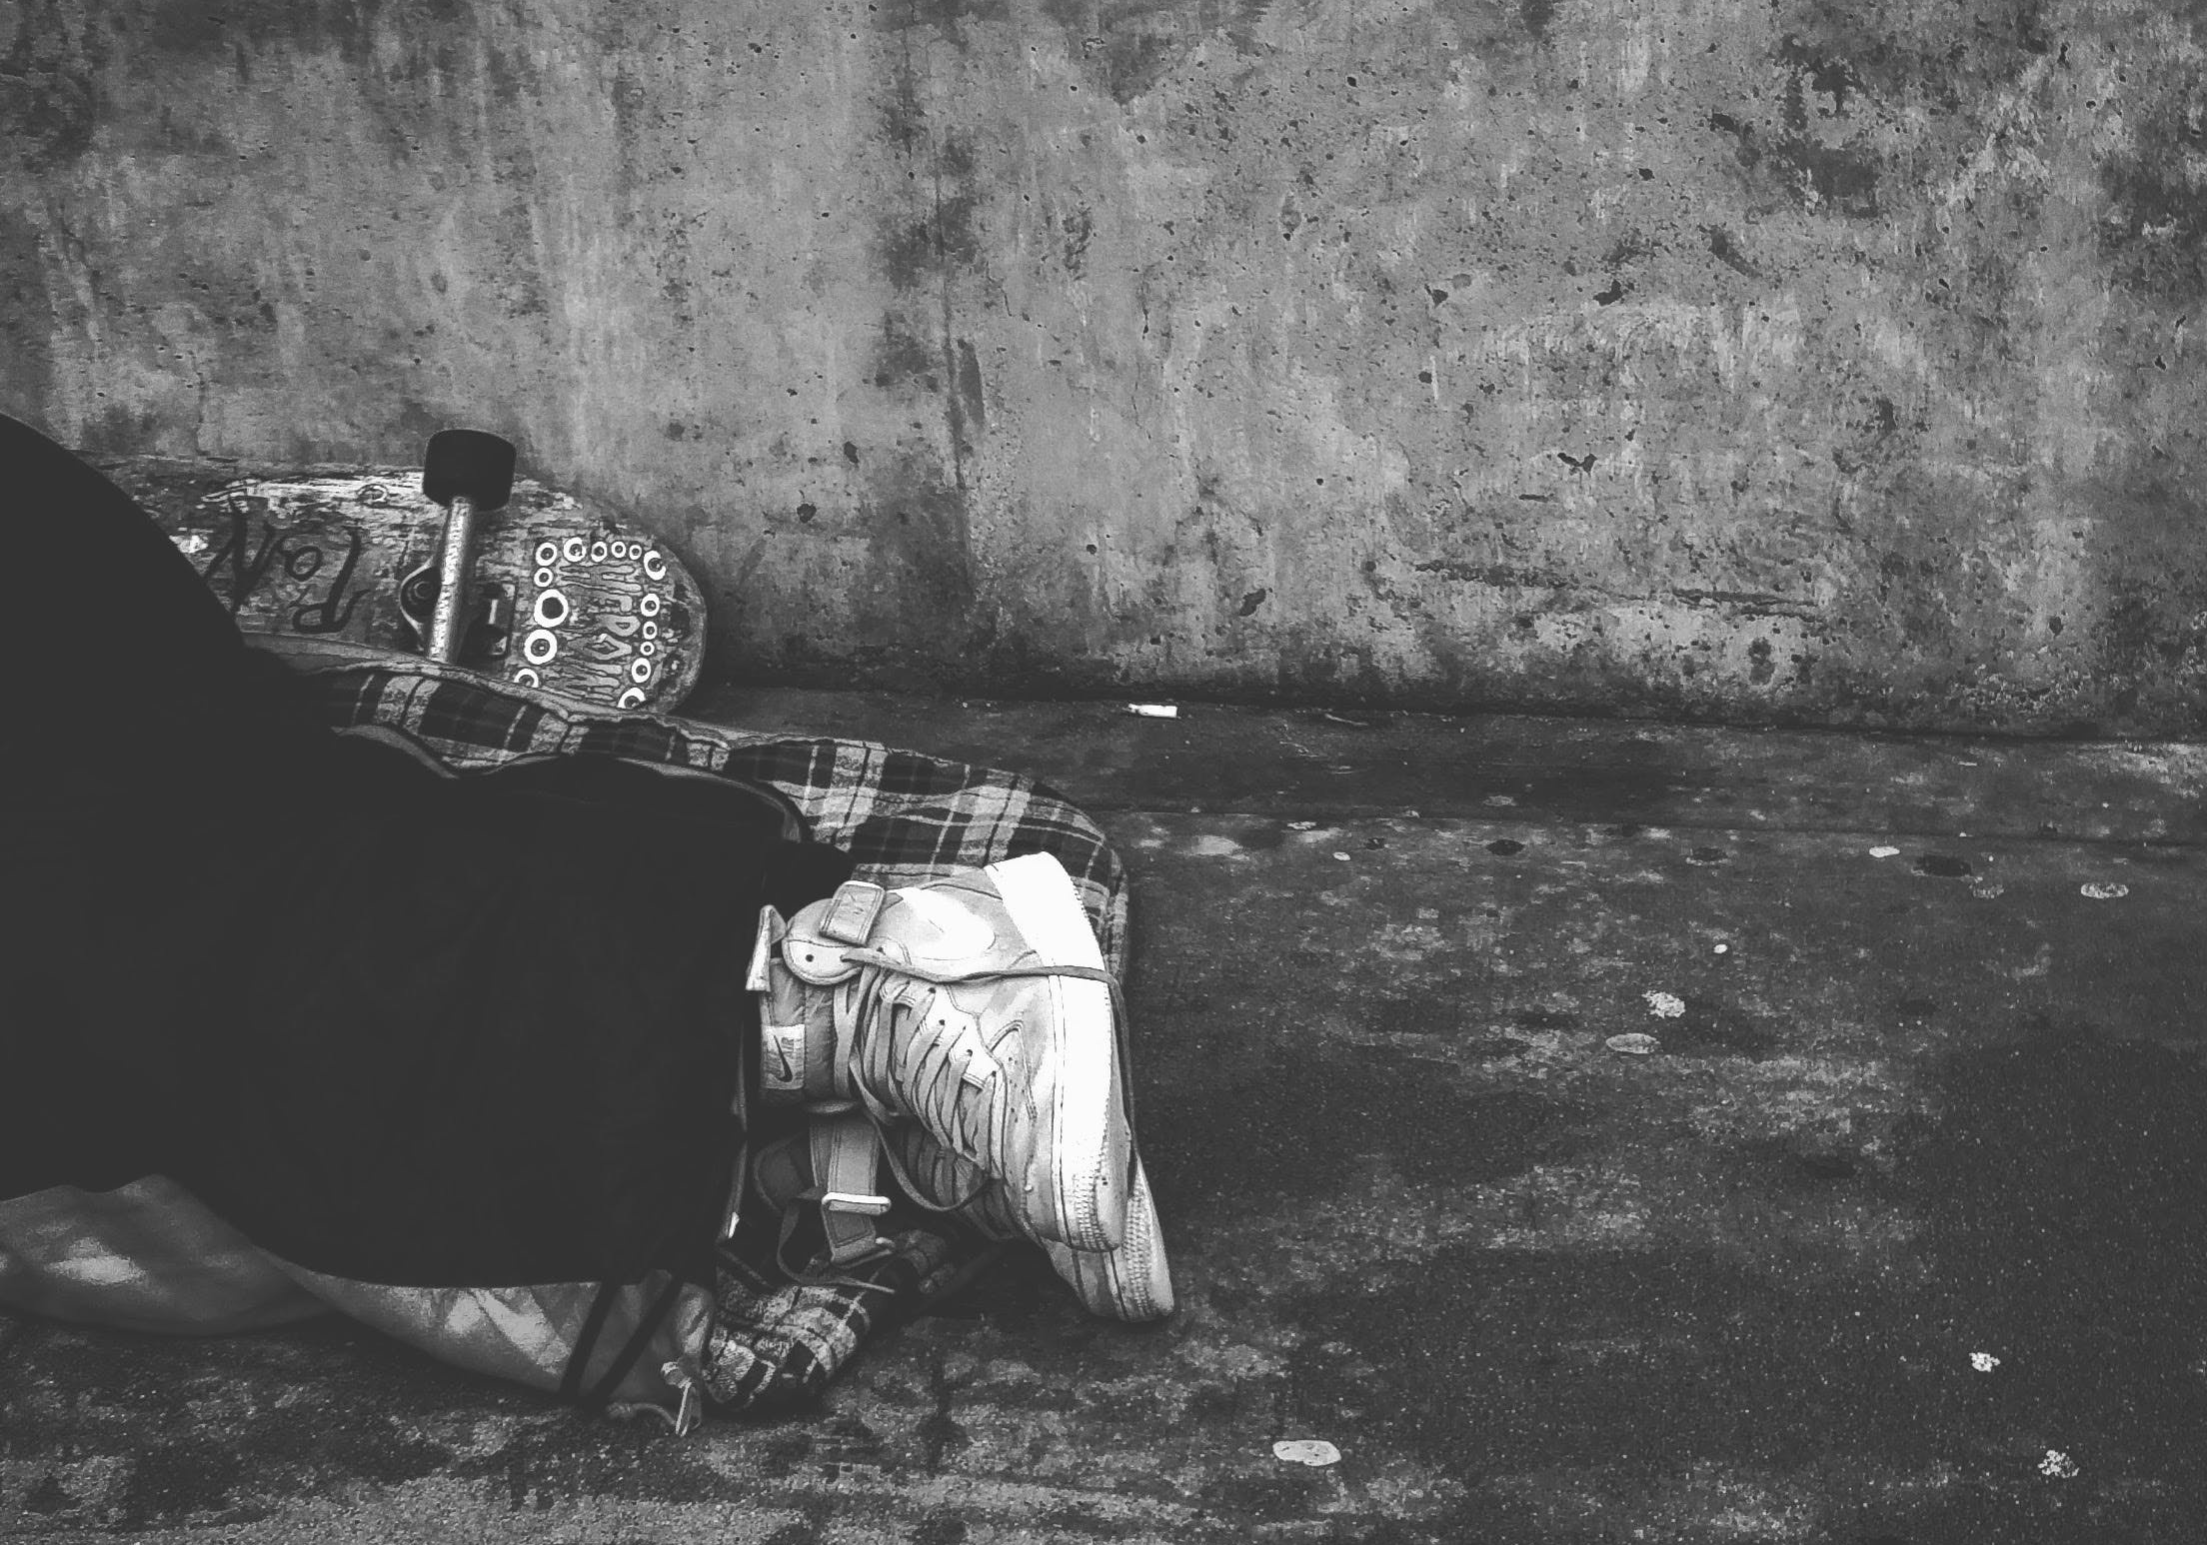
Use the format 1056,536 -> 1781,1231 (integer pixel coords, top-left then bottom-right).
821,1190 -> 892,1217
660,1360 -> 705,1438
812,1109 -> 892,1272
818,881 -> 886,946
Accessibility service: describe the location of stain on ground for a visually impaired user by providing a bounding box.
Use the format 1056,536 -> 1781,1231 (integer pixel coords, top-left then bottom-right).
1284,1029 -> 2205,1541
1144,1047 -> 1589,1216
1645,995 -> 1780,1058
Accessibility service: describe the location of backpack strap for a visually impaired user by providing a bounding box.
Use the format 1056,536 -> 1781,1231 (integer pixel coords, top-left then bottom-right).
810,1109 -> 894,1270
558,1282 -> 623,1405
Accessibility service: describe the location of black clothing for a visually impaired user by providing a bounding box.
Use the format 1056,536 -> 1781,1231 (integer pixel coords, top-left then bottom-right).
2,413 -> 849,1285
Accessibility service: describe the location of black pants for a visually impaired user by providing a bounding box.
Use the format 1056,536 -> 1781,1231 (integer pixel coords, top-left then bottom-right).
1,414 -> 850,1286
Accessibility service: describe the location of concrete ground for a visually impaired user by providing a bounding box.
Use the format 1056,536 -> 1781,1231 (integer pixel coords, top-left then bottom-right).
3,693 -> 2201,1544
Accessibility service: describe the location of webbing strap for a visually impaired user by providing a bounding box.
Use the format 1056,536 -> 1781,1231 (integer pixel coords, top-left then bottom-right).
558,1282 -> 622,1404
812,1109 -> 894,1268
582,1274 -> 689,1412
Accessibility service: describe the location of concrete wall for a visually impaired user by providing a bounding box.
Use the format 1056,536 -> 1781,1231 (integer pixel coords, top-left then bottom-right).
2,0 -> 2200,734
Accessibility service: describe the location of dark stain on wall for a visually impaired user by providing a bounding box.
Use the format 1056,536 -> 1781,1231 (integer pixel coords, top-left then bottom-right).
3,0 -> 2198,733
868,468 -> 974,616
2096,63 -> 2208,303
0,6 -> 101,169
1041,1 -> 1196,104
953,338 -> 985,437
0,209 -> 54,415
871,316 -> 939,390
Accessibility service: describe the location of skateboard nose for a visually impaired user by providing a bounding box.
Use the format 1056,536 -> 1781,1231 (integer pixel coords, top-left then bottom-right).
422,429 -> 517,512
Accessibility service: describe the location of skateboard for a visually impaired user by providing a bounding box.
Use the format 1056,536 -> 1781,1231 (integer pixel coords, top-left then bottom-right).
102,436 -> 707,711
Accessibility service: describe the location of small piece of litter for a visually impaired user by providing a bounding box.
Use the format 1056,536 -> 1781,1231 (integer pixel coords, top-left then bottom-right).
1127,703 -> 1179,718
2039,1450 -> 2078,1480
1273,1439 -> 1341,1467
1606,1032 -> 1661,1056
1869,845 -> 1901,858
2080,881 -> 2129,900
1643,991 -> 1686,1019
1333,851 -> 1352,862
1483,793 -> 1518,807
1713,943 -> 1729,954
1970,883 -> 2005,900
1970,1352 -> 2000,1372
1288,820 -> 1319,831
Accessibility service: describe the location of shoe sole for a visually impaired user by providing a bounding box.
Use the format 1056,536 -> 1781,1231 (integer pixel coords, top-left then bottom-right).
1044,1153 -> 1174,1322
983,853 -> 1131,1255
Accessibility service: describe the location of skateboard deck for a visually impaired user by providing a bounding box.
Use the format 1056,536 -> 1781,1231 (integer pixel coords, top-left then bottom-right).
103,458 -> 707,711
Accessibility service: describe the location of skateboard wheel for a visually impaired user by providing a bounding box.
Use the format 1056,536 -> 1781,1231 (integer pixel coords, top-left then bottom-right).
422,429 -> 518,511
562,536 -> 588,564
524,628 -> 559,665
589,540 -> 609,563
617,686 -> 648,709
643,551 -> 667,580
534,566 -> 555,589
532,589 -> 570,628
535,540 -> 560,567
639,640 -> 656,657
515,668 -> 542,688
629,656 -> 654,683
642,621 -> 658,640
639,593 -> 662,618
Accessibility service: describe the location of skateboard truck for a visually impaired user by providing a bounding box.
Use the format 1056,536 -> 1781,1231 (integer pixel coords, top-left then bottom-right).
399,429 -> 518,665
399,570 -> 515,659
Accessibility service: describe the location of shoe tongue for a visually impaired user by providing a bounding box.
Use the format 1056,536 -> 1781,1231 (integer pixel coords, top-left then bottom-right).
892,889 -> 998,953
877,887 -> 1032,976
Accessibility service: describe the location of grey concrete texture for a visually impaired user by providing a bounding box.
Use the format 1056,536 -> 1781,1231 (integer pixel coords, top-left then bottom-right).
3,693 -> 2200,1543
2,0 -> 2202,734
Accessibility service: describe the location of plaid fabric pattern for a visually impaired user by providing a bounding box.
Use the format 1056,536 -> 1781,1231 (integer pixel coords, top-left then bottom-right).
305,660 -> 1129,974
695,1230 -> 965,1415
297,657 -> 1129,1417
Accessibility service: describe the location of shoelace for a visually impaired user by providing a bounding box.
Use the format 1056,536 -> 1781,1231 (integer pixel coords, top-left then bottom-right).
846,968 -> 1006,1166
880,1123 -> 1023,1238
833,945 -> 1136,1198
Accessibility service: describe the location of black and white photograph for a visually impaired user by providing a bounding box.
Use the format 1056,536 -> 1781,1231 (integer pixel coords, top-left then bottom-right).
2,1 -> 2201,1540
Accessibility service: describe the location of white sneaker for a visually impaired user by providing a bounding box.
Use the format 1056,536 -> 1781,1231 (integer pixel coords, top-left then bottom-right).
880,1121 -> 1174,1323
751,854 -> 1131,1255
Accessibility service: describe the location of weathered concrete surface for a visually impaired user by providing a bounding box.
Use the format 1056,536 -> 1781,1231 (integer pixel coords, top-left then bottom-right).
3,697 -> 2200,1542
691,684 -> 2208,841
3,1 -> 2202,734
